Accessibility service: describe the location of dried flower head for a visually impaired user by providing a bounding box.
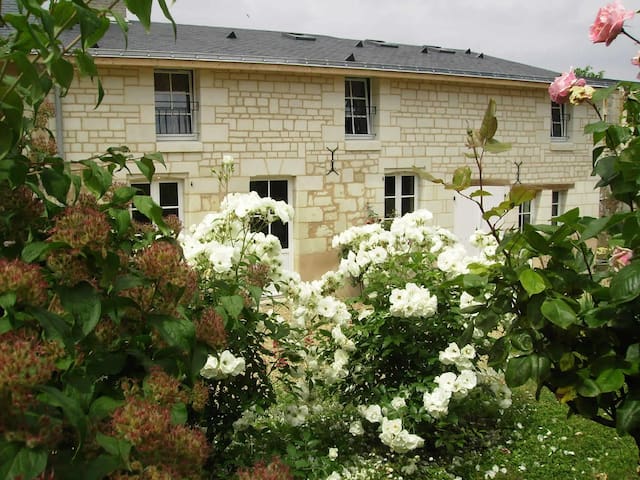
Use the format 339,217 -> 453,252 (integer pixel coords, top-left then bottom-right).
0,258 -> 49,307
195,307 -> 227,349
48,200 -> 111,253
236,457 -> 294,480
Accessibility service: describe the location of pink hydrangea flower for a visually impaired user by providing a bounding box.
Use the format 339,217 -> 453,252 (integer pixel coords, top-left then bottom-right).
590,1 -> 635,46
548,70 -> 586,104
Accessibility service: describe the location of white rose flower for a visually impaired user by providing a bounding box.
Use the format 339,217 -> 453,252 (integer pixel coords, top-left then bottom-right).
349,420 -> 364,436
328,447 -> 338,460
218,350 -> 246,376
435,371 -> 457,391
361,404 -> 383,423
199,354 -> 220,379
391,396 -> 406,409
439,343 -> 461,365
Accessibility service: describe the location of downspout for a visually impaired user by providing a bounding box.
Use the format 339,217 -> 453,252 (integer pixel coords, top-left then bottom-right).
54,86 -> 64,156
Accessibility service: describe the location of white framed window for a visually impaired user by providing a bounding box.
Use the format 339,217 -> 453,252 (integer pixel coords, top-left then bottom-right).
551,190 -> 566,225
154,70 -> 197,137
345,78 -> 375,136
384,175 -> 416,219
551,102 -> 570,139
131,181 -> 183,222
249,179 -> 290,249
518,200 -> 533,231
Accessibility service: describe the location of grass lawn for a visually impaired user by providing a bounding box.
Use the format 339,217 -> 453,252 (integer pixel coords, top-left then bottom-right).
462,385 -> 639,479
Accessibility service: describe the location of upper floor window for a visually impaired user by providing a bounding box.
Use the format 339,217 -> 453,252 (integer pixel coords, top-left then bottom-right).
131,181 -> 183,222
154,71 -> 196,137
550,102 -> 569,139
345,78 -> 375,136
384,175 -> 416,219
518,200 -> 533,231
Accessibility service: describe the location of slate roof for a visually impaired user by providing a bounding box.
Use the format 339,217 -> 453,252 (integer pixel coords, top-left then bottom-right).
90,21 -> 562,84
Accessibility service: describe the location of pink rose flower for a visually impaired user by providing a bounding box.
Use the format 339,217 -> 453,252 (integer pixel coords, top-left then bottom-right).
590,1 -> 635,46
610,246 -> 633,271
548,70 -> 587,104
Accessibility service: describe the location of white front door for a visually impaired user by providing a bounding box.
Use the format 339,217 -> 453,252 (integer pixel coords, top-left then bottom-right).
453,186 -> 507,254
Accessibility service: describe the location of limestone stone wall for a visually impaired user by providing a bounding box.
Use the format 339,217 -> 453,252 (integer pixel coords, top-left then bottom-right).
59,64 -> 601,279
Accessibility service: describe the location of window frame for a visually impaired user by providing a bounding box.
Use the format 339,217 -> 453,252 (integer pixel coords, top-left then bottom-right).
345,77 -> 375,137
384,174 -> 417,220
551,190 -> 566,225
249,179 -> 292,250
550,101 -> 570,140
130,180 -> 184,222
518,199 -> 533,231
154,70 -> 198,139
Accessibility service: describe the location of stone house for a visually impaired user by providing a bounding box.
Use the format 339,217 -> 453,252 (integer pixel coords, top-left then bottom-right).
55,16 -> 604,279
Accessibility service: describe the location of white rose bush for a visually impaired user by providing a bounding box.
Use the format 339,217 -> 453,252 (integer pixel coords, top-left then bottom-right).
277,209 -> 513,463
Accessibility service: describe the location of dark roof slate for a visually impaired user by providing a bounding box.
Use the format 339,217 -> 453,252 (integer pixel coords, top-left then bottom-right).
91,21 -> 561,83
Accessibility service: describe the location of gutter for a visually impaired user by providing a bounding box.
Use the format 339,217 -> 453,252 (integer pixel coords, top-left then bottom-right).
54,87 -> 64,156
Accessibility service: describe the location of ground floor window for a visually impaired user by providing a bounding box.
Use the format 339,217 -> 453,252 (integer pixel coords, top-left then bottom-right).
384,175 -> 416,219
518,200 -> 533,231
249,179 -> 289,248
551,190 -> 566,224
131,181 -> 182,223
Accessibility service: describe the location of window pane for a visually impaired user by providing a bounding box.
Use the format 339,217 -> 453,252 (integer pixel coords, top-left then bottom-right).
352,99 -> 367,116
171,73 -> 191,93
401,197 -> 414,215
353,118 -> 368,135
162,208 -> 179,217
270,180 -> 288,202
154,72 -> 170,92
345,117 -> 354,135
250,180 -> 269,198
271,221 -> 289,248
384,176 -> 395,196
384,198 -> 395,218
159,182 -> 178,207
401,176 -> 415,195
132,210 -> 150,223
132,183 -> 151,196
350,80 -> 366,98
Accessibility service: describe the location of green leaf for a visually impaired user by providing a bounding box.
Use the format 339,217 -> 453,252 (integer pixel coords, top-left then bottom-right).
132,195 -> 169,234
150,315 -> 195,351
74,49 -> 99,78
220,295 -> 245,320
81,160 -> 113,198
155,0 -> 177,37
577,378 -> 601,397
0,444 -> 47,480
584,120 -> 610,134
484,138 -> 511,154
505,354 -> 550,387
581,216 -> 615,241
21,241 -> 64,262
125,0 -> 153,30
509,185 -> 537,205
38,386 -> 87,444
109,207 -> 132,237
58,283 -> 101,337
479,99 -> 498,141
518,269 -> 546,295
447,166 -> 471,191
616,398 -> 640,435
134,156 -> 155,183
41,167 -> 71,204
611,262 -> 640,303
30,307 -> 72,342
96,433 -> 132,465
83,454 -> 124,480
541,298 -> 577,329
170,402 -> 188,425
89,396 -> 123,421
595,368 -> 625,393
50,57 -> 74,92
505,355 -> 532,387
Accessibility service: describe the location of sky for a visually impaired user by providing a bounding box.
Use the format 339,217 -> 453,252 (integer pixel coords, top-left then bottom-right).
147,0 -> 640,81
